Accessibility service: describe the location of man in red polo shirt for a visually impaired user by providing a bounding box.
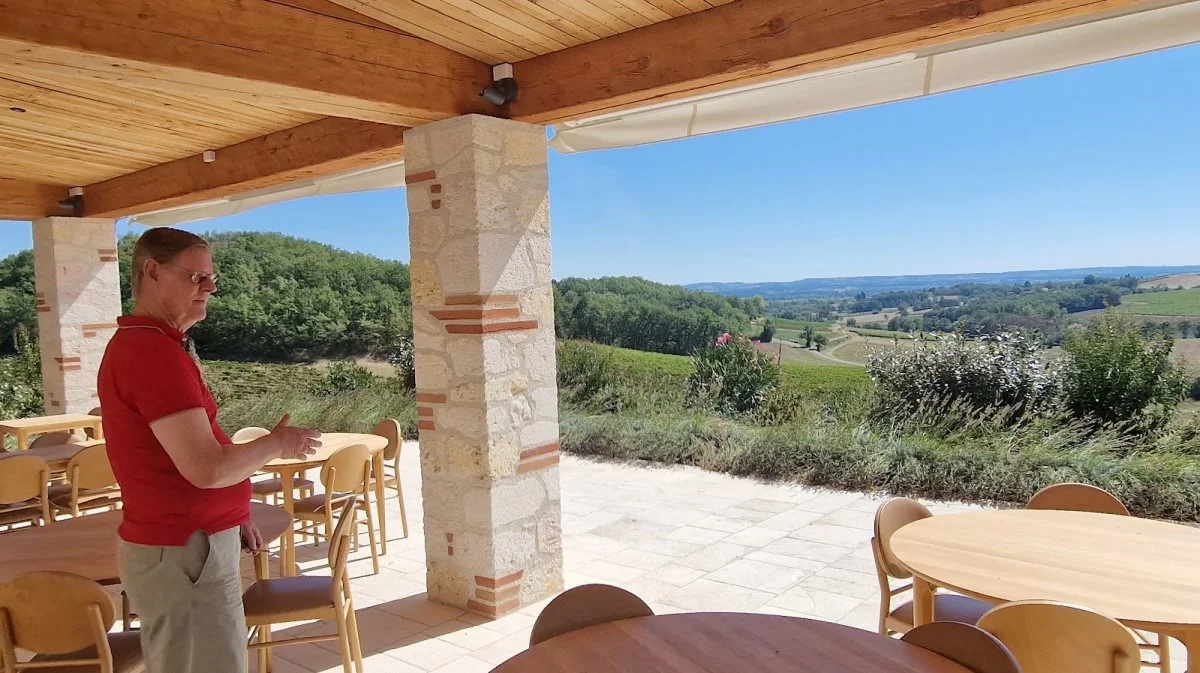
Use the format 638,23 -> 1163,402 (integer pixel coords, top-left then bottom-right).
99,228 -> 318,673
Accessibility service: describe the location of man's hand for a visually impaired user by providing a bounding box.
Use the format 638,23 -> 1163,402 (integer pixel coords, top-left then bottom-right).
271,413 -> 321,460
240,521 -> 264,552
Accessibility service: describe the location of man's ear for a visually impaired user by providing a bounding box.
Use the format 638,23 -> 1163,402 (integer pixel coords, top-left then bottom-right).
143,258 -> 161,285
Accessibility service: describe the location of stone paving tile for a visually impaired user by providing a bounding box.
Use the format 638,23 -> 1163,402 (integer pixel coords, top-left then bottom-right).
738,498 -> 797,514
716,505 -> 778,523
386,635 -> 471,671
589,517 -> 675,544
664,524 -> 731,545
757,508 -> 825,532
743,550 -> 827,573
627,536 -> 703,559
762,536 -> 855,563
723,525 -> 790,547
430,655 -> 493,673
643,563 -> 707,586
704,558 -> 810,594
606,547 -> 677,571
576,559 -> 647,583
767,586 -> 864,621
691,513 -> 751,533
662,578 -> 775,612
635,505 -> 710,527
676,541 -> 751,572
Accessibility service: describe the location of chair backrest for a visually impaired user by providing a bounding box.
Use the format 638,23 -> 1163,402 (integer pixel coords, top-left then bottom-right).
978,600 -> 1140,673
0,571 -> 115,658
873,497 -> 932,579
232,426 -> 270,443
529,584 -> 654,647
372,419 -> 403,461
28,432 -> 81,450
85,407 -> 103,439
66,443 -> 116,491
327,497 -> 360,587
0,455 -> 48,506
902,621 -> 1022,673
320,444 -> 371,494
1026,483 -> 1130,516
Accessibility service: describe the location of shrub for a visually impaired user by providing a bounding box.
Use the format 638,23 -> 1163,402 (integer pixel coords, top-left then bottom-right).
686,333 -> 780,415
0,326 -> 43,423
759,320 -> 776,344
1062,311 -> 1187,434
388,337 -> 416,389
867,332 -> 1061,423
1189,376 -> 1200,402
308,360 -> 377,395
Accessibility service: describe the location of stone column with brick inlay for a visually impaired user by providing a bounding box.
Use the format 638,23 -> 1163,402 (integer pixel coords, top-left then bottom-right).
32,217 -> 122,414
404,114 -> 563,618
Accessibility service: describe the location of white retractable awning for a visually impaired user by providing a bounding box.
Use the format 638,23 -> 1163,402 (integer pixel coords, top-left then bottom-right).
550,0 -> 1200,153
129,160 -> 406,227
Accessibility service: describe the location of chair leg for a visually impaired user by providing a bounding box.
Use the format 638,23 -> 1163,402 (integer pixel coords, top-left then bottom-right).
121,591 -> 133,631
362,501 -> 380,575
395,480 -> 409,539
256,623 -> 273,673
335,608 -> 354,673
346,602 -> 364,673
1159,634 -> 1171,673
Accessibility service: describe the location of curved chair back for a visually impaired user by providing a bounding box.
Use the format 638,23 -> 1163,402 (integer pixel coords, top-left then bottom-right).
232,427 -> 271,443
902,621 -> 1021,673
29,432 -> 81,450
978,600 -> 1140,673
529,584 -> 654,647
85,407 -> 103,439
0,455 -> 49,505
0,571 -> 115,656
321,444 -> 371,494
327,497 -> 360,586
66,443 -> 116,491
1026,483 -> 1130,516
372,419 -> 403,462
873,497 -> 932,579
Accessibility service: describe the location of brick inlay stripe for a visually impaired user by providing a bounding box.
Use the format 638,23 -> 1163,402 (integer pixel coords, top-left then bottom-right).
405,170 -> 437,184
475,570 -> 523,589
97,248 -> 117,255
81,322 -> 119,331
415,392 -> 447,403
430,184 -> 442,194
476,585 -> 520,603
446,320 -> 539,335
36,306 -> 50,313
467,599 -> 519,617
518,454 -> 560,474
99,255 -> 118,263
417,407 -> 435,417
520,442 -> 560,460
445,294 -> 519,307
418,419 -> 436,431
431,200 -> 442,209
430,308 -> 520,321
54,357 -> 81,364
60,364 -> 82,372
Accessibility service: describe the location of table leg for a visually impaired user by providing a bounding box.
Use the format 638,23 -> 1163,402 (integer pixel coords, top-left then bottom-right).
16,431 -> 28,451
912,576 -> 936,626
1183,630 -> 1199,673
374,452 -> 387,556
280,468 -> 297,577
92,422 -> 104,441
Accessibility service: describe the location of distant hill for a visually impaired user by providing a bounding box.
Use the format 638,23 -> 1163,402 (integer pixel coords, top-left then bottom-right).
1139,273 -> 1200,290
688,266 -> 1200,300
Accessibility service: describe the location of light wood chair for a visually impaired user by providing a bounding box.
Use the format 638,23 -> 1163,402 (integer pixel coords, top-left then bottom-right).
293,444 -> 379,575
48,443 -> 121,519
0,571 -> 143,673
1025,482 -> 1168,670
234,427 -> 316,506
529,584 -> 654,647
243,497 -> 363,673
28,432 -> 82,450
901,621 -> 1021,673
872,497 -> 991,635
978,600 -> 1140,673
0,455 -> 50,532
84,407 -> 103,440
369,419 -> 409,553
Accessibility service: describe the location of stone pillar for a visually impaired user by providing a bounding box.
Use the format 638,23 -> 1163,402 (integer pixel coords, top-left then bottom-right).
32,217 -> 122,414
404,115 -> 562,618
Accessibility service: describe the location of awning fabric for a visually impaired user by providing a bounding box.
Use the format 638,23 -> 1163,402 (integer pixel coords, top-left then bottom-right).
549,0 -> 1200,153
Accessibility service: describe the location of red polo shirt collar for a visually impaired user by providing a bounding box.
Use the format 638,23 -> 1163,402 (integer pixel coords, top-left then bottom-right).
117,314 -> 187,343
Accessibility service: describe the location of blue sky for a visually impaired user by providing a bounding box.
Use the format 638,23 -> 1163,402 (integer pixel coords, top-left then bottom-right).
3,43 -> 1198,285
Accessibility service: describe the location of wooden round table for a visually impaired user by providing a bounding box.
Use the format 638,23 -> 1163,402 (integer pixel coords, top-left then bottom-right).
890,509 -> 1200,671
0,502 -> 292,584
491,613 -> 973,673
261,432 -> 389,575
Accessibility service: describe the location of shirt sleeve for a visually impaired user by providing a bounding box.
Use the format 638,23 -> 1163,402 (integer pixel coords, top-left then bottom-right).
119,336 -> 209,424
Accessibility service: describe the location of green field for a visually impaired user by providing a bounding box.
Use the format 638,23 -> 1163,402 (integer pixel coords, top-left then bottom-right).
207,359 -> 323,398
848,327 -> 924,340
1118,288 -> 1200,317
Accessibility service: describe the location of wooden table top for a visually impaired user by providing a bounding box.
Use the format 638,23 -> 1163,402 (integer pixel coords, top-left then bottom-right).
490,613 -> 973,673
263,432 -> 387,471
0,414 -> 101,432
0,502 -> 292,584
0,440 -> 102,470
890,509 -> 1200,631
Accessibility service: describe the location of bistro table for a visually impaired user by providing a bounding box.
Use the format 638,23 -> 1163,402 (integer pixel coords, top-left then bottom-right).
0,413 -> 103,450
261,432 -> 388,575
0,439 -> 102,471
891,509 -> 1200,672
491,613 -> 973,673
0,501 -> 293,584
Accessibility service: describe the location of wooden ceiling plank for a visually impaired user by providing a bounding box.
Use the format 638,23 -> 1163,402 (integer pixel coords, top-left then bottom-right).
489,0 -> 604,42
413,0 -> 572,53
447,0 -> 590,48
546,0 -> 637,35
510,0 -> 1154,123
639,0 -> 693,18
0,179 -> 67,220
582,0 -> 657,27
611,0 -> 674,22
82,117 -> 407,218
0,0 -> 492,125
264,0 -> 419,33
0,142 -> 126,184
325,0 -> 537,63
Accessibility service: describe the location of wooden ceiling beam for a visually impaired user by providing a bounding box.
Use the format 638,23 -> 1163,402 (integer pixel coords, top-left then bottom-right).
0,0 -> 494,126
81,118 -> 406,219
508,0 -> 1153,123
0,179 -> 67,221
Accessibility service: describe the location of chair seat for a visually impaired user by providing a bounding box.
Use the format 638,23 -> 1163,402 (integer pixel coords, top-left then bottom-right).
29,630 -> 143,673
252,477 -> 315,496
293,491 -> 354,516
243,575 -> 337,625
891,593 -> 992,626
0,499 -> 42,524
47,484 -> 121,510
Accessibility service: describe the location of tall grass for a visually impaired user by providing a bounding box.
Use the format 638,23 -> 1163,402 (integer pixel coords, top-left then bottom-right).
219,387 -> 418,438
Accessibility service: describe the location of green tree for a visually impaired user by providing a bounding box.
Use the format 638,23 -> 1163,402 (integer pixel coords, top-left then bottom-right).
759,320 -> 776,344
813,333 -> 829,352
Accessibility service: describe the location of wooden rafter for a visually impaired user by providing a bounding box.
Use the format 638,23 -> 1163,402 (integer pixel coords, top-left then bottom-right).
81,118 -> 406,218
508,0 -> 1155,123
0,179 -> 67,221
0,0 -> 494,126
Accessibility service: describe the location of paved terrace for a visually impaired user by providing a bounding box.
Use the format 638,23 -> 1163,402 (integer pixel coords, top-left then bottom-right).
246,443 -> 1186,672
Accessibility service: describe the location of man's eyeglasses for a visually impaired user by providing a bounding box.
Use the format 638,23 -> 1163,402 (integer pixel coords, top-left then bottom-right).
168,263 -> 218,286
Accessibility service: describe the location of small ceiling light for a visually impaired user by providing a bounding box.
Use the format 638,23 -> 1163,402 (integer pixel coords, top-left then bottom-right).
202,150 -> 217,163
481,63 -> 518,106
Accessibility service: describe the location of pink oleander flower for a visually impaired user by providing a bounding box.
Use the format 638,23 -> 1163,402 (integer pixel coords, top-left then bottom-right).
715,332 -> 733,347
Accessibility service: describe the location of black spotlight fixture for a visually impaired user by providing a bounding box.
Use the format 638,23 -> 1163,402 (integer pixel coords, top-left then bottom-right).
481,64 -> 518,106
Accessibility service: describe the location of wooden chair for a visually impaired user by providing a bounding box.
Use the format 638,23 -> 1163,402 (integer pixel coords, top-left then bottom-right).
872,497 -> 991,635
28,432 -> 82,451
84,407 -> 103,440
978,600 -> 1140,673
1025,482 -> 1168,671
1026,482 -> 1130,516
901,621 -> 1021,673
48,443 -> 121,519
293,444 -> 379,574
0,571 -> 143,673
529,584 -> 654,647
243,497 -> 363,673
234,427 -> 315,506
0,455 -> 50,532
369,419 -> 409,553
